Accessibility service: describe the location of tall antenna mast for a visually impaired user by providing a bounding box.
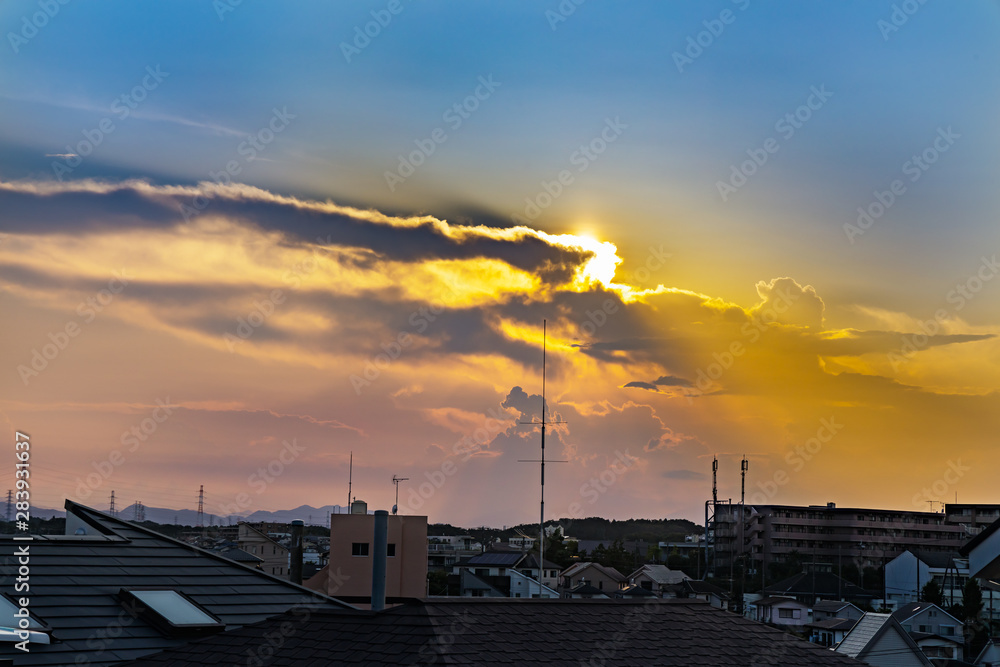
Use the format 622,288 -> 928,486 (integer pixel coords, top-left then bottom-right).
712,456 -> 718,506
518,319 -> 566,598
347,451 -> 353,511
392,475 -> 409,515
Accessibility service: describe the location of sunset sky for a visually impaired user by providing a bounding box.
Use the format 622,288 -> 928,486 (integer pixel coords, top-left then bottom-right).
2,1 -> 999,528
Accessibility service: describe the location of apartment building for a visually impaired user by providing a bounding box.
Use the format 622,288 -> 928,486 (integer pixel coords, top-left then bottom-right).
712,502 -> 967,573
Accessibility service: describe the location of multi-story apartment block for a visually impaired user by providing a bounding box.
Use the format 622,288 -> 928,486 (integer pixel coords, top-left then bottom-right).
711,502 -> 967,574
944,503 -> 1000,538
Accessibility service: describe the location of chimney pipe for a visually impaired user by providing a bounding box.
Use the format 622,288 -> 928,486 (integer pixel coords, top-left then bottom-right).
290,519 -> 304,585
372,510 -> 388,611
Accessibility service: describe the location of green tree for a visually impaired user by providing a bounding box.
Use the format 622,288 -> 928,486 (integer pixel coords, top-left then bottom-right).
922,579 -> 943,606
962,578 -> 983,623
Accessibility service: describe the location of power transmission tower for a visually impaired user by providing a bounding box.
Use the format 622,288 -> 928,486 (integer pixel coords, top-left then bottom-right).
109,490 -> 117,517
5,490 -> 12,522
197,485 -> 205,527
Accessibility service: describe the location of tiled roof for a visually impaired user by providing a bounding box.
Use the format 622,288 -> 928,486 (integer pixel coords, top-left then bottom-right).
763,572 -> 873,599
807,618 -> 858,632
561,561 -> 626,582
836,613 -> 892,658
755,596 -> 807,606
626,564 -> 688,585
836,612 -> 931,665
218,547 -> 263,563
813,600 -> 858,613
124,599 -> 866,666
0,500 -> 351,666
670,579 -> 730,597
892,601 -> 961,625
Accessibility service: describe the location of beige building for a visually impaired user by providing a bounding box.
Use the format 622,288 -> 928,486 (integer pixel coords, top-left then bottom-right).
307,510 -> 427,603
237,522 -> 289,578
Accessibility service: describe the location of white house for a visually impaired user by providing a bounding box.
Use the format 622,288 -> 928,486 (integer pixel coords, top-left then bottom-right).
753,596 -> 810,629
975,638 -> 1000,666
891,602 -> 962,661
835,613 -> 932,666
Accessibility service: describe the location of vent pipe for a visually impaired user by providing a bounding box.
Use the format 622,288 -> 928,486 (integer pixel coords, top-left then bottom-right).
372,510 -> 388,611
290,519 -> 304,585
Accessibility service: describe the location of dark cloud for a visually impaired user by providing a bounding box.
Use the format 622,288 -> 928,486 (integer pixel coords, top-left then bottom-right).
653,375 -> 692,387
0,180 -> 591,284
623,381 -> 657,391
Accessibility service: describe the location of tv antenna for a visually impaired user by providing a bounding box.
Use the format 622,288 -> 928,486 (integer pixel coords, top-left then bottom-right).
347,451 -> 353,511
518,319 -> 566,598
392,475 -> 409,515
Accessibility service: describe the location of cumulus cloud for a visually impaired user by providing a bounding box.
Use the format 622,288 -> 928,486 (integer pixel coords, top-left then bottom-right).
749,277 -> 825,328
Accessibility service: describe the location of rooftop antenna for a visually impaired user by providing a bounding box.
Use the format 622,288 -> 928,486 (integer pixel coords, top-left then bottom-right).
518,319 -> 566,599
712,456 -> 718,505
392,475 -> 409,515
347,451 -> 353,511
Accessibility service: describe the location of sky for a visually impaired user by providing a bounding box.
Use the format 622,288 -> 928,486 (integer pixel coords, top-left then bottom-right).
1,1 -> 999,528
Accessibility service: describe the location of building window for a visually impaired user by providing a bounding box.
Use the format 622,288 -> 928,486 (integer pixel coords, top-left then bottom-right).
779,608 -> 800,619
352,542 -> 370,556
387,543 -> 396,557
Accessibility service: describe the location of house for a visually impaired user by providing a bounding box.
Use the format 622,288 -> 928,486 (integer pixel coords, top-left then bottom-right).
761,569 -> 874,606
559,561 -> 626,596
665,579 -> 731,609
305,510 -> 427,605
122,598 -> 867,666
614,583 -> 657,599
812,600 -> 864,624
217,546 -> 264,568
427,534 -> 481,571
625,564 -> 689,596
753,596 -> 811,629
961,516 -> 1000,620
835,612 -> 932,666
892,602 -> 963,661
884,550 -> 991,613
237,522 -> 290,578
807,617 -> 858,647
975,638 -> 1000,666
0,500 -> 352,666
449,548 -> 561,598
564,582 -> 609,599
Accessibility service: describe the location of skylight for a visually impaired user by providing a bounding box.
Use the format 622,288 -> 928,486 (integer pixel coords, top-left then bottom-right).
119,588 -> 224,638
0,595 -> 50,644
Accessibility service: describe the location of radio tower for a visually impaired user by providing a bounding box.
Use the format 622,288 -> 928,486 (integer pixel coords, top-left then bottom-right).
109,490 -> 117,517
197,485 -> 205,527
517,319 -> 567,599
